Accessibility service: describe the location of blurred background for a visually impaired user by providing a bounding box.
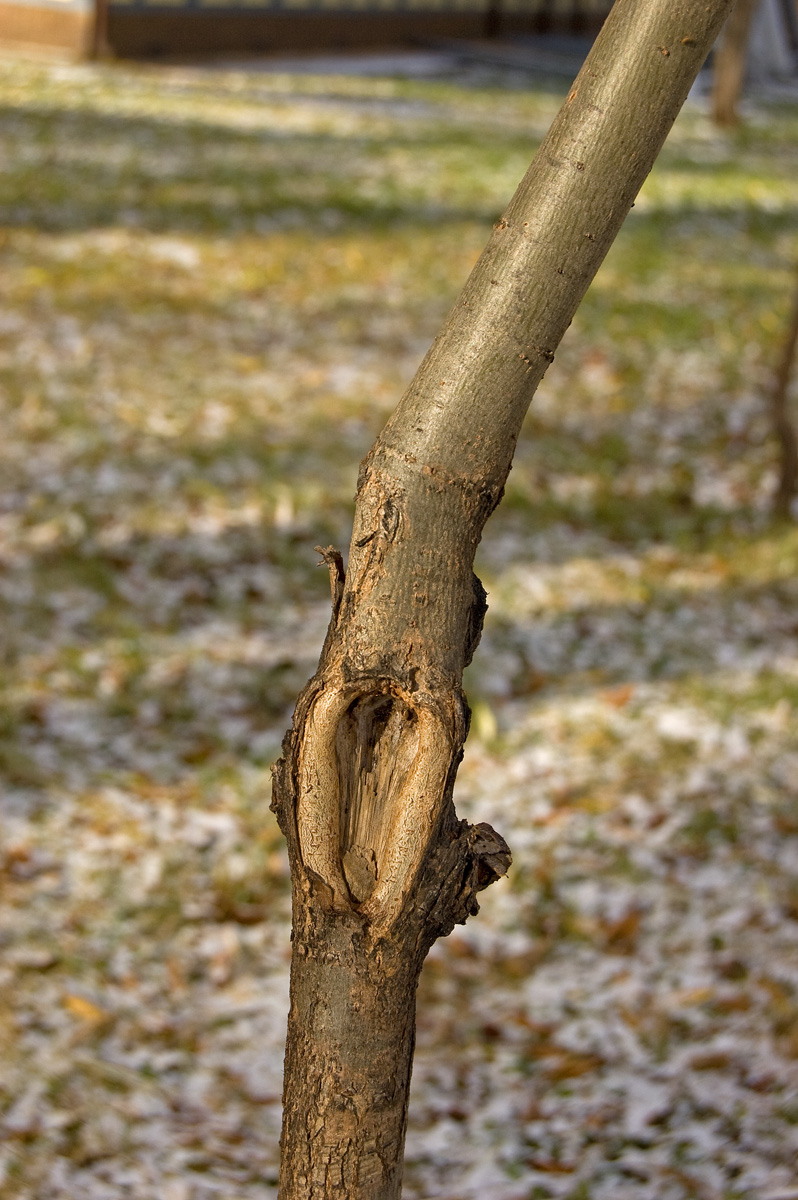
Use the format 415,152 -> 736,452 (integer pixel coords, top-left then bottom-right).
1,0 -> 617,61
1,5 -> 798,1199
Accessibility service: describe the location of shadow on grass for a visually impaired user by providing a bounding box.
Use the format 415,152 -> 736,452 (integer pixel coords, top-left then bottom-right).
1,100 -> 797,237
472,563 -> 798,696
0,99 -> 535,233
1,480 -> 795,790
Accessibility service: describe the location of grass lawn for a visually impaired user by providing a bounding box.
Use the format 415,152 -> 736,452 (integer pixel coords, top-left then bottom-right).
0,52 -> 797,1200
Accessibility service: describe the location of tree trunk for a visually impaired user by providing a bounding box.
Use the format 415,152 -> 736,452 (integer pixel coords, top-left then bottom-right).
711,0 -> 759,126
271,3 -> 735,1196
771,267 -> 798,518
484,0 -> 503,39
89,0 -> 112,60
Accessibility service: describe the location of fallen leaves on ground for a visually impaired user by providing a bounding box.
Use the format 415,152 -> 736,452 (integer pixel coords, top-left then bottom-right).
0,51 -> 797,1200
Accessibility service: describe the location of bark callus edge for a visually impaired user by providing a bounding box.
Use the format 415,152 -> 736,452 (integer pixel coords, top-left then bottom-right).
271,593 -> 511,950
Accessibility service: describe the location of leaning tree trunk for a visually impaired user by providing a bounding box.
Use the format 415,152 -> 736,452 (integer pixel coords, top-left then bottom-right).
271,2 -> 735,1196
711,0 -> 759,126
771,266 -> 798,518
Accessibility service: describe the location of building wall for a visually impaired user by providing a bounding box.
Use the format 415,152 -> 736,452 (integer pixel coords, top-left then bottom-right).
0,0 -> 94,54
107,0 -> 611,56
0,0 -> 613,59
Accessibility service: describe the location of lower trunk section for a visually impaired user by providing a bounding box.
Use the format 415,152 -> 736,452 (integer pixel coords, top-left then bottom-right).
272,715 -> 510,1200
279,913 -> 420,1200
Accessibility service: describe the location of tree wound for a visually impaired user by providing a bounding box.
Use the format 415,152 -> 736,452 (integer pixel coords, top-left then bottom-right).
297,685 -> 451,931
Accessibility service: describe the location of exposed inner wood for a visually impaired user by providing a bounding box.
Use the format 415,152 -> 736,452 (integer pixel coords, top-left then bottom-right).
297,683 -> 452,932
359,702 -> 451,931
337,693 -> 419,904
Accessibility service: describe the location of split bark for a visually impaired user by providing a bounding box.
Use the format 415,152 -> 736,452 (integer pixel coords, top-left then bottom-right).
770,266 -> 798,518
271,2 -> 735,1196
711,0 -> 759,126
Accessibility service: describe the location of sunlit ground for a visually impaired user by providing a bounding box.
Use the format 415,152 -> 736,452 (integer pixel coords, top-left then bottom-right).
0,53 -> 797,1200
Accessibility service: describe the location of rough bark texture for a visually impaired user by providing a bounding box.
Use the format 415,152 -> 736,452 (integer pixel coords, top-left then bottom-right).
771,268 -> 798,518
711,0 -> 759,126
272,3 -> 735,1197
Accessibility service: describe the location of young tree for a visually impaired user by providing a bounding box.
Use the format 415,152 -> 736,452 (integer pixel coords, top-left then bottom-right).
271,2 -> 735,1195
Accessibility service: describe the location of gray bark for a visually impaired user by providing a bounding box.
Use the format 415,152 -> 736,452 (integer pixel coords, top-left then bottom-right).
272,2 -> 735,1196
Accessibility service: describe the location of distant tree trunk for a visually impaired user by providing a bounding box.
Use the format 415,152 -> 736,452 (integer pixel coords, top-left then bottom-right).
272,3 -> 735,1197
89,0 -> 112,60
485,0 -> 503,39
711,0 -> 759,125
771,268 -> 798,518
537,0 -> 557,35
